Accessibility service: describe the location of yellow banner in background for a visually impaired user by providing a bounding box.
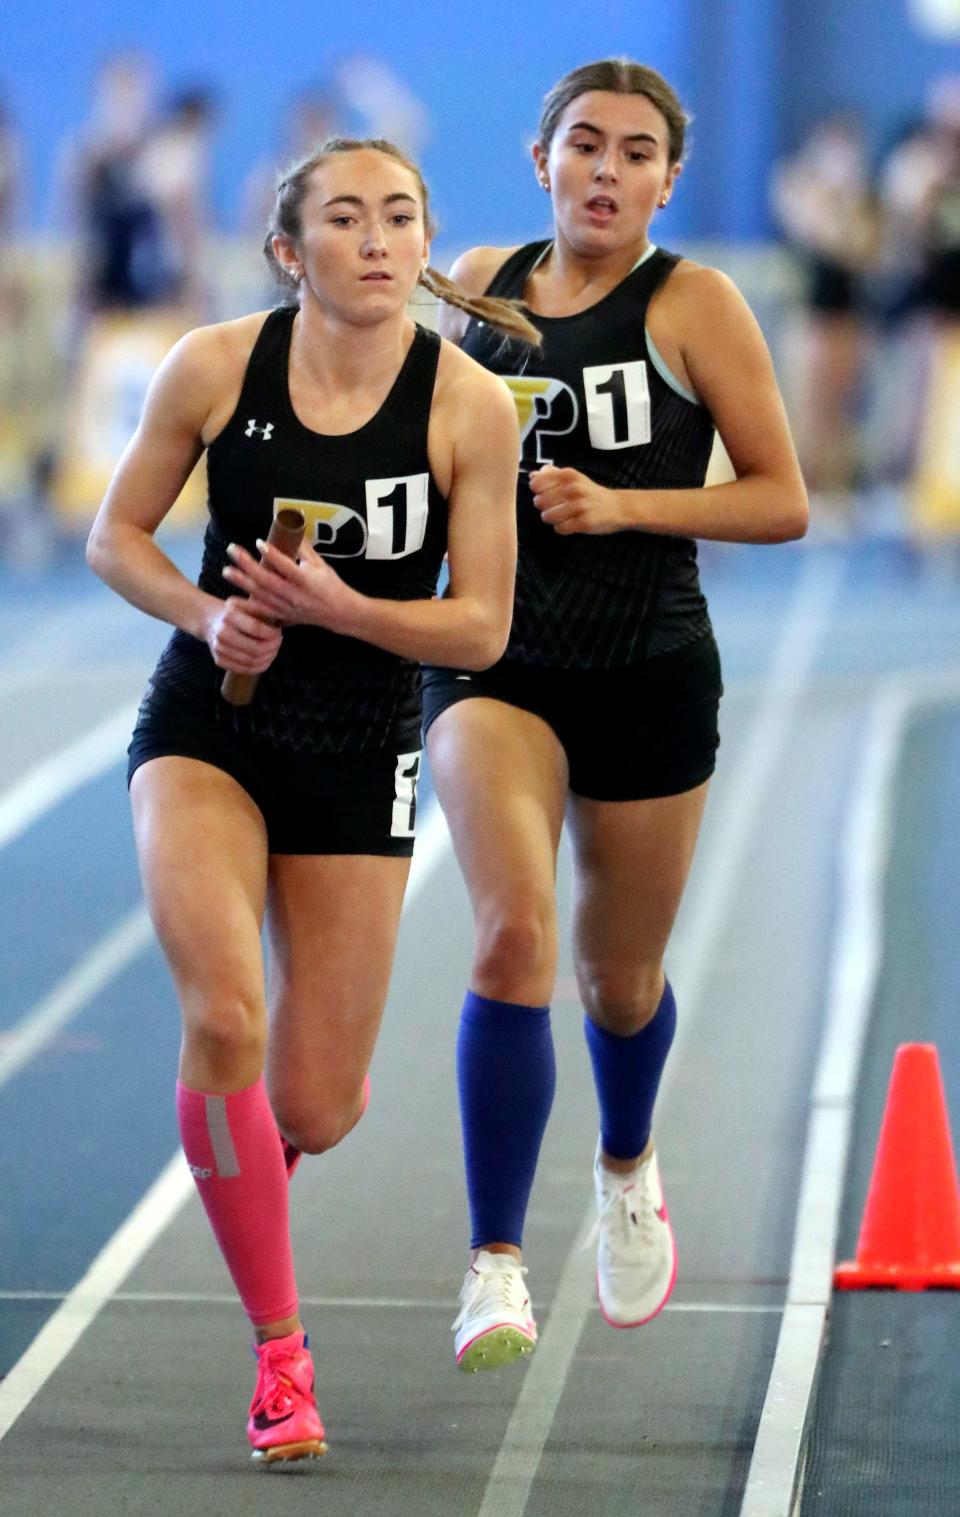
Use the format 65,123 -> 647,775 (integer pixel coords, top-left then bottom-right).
912,326 -> 960,537
51,309 -> 207,529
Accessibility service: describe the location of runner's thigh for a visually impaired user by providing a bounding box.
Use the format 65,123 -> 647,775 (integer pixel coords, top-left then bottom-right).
427,697 -> 568,915
130,755 -> 269,1019
265,851 -> 410,1115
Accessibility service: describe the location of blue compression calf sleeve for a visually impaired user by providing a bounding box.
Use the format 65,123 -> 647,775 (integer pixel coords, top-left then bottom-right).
584,978 -> 677,1160
457,990 -> 556,1249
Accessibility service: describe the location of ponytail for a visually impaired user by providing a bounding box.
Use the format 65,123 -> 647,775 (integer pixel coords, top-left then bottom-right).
418,264 -> 541,348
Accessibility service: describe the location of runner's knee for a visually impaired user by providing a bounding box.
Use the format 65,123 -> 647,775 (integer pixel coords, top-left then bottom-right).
182,992 -> 267,1083
472,900 -> 557,1001
577,960 -> 664,1034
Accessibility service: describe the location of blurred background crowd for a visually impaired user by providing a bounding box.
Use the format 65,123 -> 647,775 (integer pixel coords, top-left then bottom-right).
0,47 -> 435,558
772,78 -> 960,532
0,2 -> 958,564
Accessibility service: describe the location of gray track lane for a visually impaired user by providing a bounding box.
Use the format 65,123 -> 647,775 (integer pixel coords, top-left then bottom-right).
0,661 -> 863,1515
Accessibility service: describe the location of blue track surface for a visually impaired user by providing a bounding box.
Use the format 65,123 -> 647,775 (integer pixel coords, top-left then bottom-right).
1,532 -> 959,1413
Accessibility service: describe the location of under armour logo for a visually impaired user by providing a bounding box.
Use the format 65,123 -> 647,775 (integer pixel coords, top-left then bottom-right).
245,419 -> 274,440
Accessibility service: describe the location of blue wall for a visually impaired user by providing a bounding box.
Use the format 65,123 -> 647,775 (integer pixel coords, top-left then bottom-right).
2,0 -> 958,247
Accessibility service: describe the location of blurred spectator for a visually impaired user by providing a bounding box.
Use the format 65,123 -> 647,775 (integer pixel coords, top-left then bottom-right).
54,56 -> 216,321
875,118 -> 945,318
138,86 -> 219,317
242,57 -> 429,239
905,77 -> 960,543
868,79 -> 960,488
241,83 -> 340,237
923,75 -> 960,321
55,50 -> 169,317
333,52 -> 430,155
39,56 -> 215,536
772,113 -> 878,509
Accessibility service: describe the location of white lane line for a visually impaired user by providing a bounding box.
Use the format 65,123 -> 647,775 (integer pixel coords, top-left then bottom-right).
0,908 -> 152,1090
0,701 -> 138,852
0,798 -> 450,1444
0,1155 -> 190,1439
738,673 -> 960,1517
0,1288 -> 782,1314
476,551 -> 844,1517
740,1304 -> 826,1517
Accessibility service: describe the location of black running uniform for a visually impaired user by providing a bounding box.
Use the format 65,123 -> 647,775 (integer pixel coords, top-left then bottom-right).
422,242 -> 723,801
129,308 -> 447,854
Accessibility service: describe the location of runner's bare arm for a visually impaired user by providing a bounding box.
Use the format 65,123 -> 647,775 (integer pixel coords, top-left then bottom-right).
87,324 -> 282,674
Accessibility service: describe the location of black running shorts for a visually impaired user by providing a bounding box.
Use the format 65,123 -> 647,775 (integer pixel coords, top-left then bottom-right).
422,634 -> 722,803
128,682 -> 421,856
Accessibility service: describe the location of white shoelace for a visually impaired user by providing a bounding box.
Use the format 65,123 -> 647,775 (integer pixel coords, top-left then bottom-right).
586,1167 -> 659,1254
452,1260 -> 529,1332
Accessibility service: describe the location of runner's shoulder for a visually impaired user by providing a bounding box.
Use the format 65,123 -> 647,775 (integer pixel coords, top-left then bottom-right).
447,245 -> 523,297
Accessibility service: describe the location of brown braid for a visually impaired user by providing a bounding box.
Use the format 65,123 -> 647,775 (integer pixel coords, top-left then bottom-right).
417,264 -> 541,347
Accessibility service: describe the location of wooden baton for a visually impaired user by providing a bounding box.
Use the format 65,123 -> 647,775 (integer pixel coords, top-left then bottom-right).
220,506 -> 306,707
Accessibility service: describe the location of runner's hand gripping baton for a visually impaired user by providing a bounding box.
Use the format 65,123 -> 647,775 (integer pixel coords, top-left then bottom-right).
220,506 -> 306,707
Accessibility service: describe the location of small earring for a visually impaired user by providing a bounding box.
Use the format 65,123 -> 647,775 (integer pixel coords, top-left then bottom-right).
658,197 -> 668,208
541,180 -> 551,192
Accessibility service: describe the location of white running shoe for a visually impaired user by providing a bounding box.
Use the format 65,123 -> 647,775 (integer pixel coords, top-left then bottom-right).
452,1250 -> 537,1372
591,1140 -> 677,1328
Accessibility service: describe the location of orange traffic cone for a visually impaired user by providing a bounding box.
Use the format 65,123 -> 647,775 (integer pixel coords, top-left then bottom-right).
835,1043 -> 960,1290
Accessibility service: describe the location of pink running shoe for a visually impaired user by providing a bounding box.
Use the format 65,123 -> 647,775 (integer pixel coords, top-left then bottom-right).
282,1073 -> 371,1181
247,1330 -> 327,1463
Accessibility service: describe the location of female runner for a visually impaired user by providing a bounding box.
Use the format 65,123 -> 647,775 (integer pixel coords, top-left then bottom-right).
87,136 -> 531,1454
422,60 -> 808,1371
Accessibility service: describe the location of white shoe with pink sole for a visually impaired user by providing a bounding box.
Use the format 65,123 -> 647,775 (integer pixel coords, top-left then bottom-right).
590,1140 -> 677,1328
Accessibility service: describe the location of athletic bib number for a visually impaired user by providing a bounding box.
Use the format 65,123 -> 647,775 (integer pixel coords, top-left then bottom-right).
583,362 -> 651,449
365,474 -> 430,559
391,751 -> 421,837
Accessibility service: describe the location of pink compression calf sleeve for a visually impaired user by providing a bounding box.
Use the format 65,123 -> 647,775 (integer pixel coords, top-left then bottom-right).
176,1077 -> 299,1327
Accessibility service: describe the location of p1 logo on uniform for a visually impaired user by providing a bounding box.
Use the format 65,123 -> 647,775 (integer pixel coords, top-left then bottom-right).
273,474 -> 430,561
274,498 -> 367,557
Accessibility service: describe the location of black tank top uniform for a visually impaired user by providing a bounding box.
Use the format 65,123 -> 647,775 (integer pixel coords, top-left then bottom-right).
461,242 -> 715,669
149,307 -> 447,755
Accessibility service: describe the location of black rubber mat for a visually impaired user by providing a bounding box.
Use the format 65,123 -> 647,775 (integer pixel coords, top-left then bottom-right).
802,710 -> 960,1515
